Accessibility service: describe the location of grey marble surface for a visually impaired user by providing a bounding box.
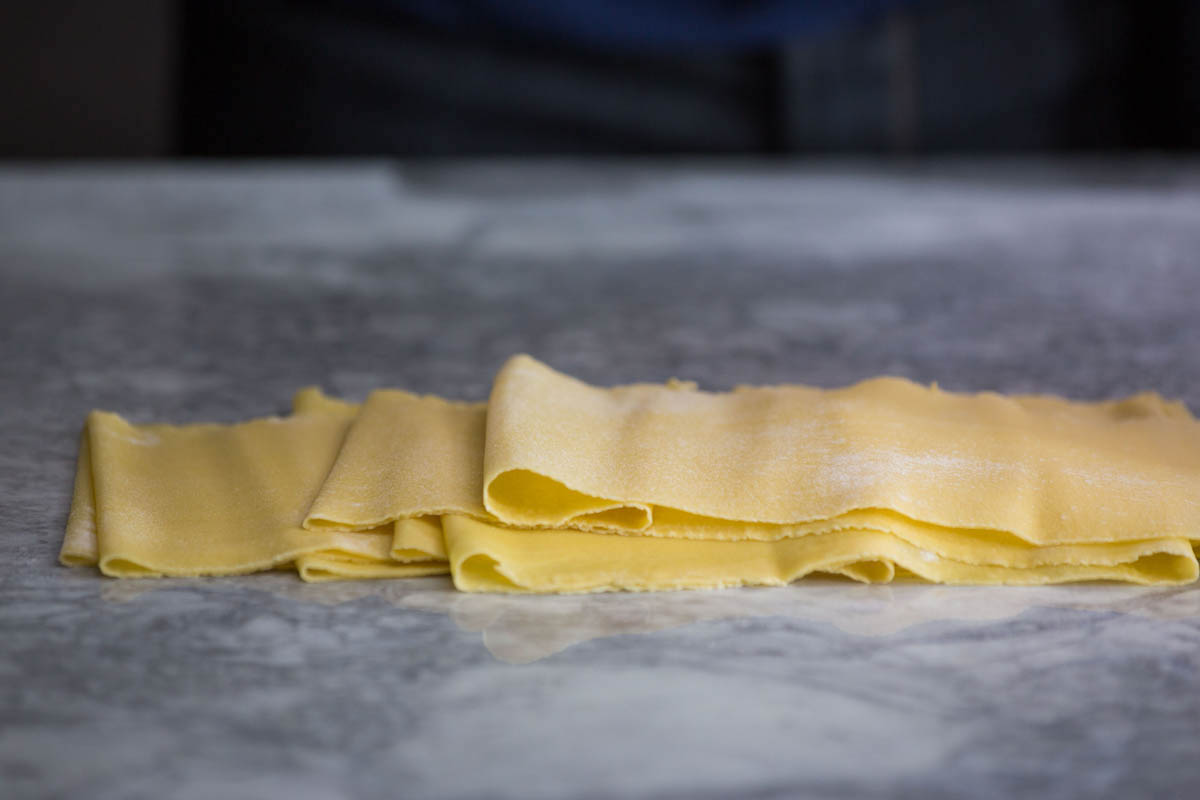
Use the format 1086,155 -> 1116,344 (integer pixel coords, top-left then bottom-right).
3,159 -> 1200,799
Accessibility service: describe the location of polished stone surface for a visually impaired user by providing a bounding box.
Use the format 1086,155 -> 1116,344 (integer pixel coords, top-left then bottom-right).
3,160 -> 1200,799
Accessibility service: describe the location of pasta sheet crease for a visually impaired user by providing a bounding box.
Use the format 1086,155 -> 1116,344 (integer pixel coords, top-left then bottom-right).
60,388 -> 448,581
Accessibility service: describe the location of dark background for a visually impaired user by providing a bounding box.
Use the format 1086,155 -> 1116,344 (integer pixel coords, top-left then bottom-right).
1,0 -> 1198,158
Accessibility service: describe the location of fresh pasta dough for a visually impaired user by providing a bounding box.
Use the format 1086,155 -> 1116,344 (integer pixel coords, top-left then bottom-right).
299,362 -> 1198,591
63,355 -> 1200,591
484,355 -> 1200,547
301,390 -> 481,568
443,515 -> 1197,593
60,388 -> 447,581
305,390 -> 490,530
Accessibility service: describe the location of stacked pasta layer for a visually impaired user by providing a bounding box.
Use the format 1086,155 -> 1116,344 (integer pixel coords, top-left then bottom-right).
62,355 -> 1200,592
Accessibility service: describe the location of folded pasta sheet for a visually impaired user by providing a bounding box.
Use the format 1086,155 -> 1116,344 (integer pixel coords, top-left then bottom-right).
306,390 -> 490,529
484,355 -> 1200,550
302,390 -> 484,571
304,368 -> 1197,591
59,388 -> 447,581
443,516 -> 1196,593
63,355 -> 1200,591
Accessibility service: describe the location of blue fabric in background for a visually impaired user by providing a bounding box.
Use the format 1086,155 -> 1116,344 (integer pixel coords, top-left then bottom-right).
364,0 -> 911,49
180,0 -> 1200,155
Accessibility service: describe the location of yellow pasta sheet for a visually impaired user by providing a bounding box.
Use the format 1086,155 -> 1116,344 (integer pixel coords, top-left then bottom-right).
306,390 -> 490,529
59,388 -> 447,581
443,516 -> 1196,593
484,355 -> 1200,550
305,370 -> 1198,591
66,354 -> 1200,590
301,389 -> 478,568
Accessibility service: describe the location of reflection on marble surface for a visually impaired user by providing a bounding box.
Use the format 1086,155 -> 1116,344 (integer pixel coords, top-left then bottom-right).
98,575 -> 1200,664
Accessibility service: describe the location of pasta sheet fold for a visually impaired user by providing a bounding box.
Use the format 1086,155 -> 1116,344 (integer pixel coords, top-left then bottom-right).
303,361 -> 1199,591
60,389 -> 447,581
483,356 -> 1200,549
64,356 -> 1200,591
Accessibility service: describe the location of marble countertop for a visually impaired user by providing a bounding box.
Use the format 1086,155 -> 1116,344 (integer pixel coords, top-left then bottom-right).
3,160 -> 1200,799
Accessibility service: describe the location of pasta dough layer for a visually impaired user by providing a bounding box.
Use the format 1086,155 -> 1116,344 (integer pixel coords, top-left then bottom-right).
65,358 -> 1200,590
484,356 -> 1200,548
393,516 -> 449,562
302,379 -> 1199,589
305,390 -> 489,530
60,389 -> 448,581
443,516 -> 1198,593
